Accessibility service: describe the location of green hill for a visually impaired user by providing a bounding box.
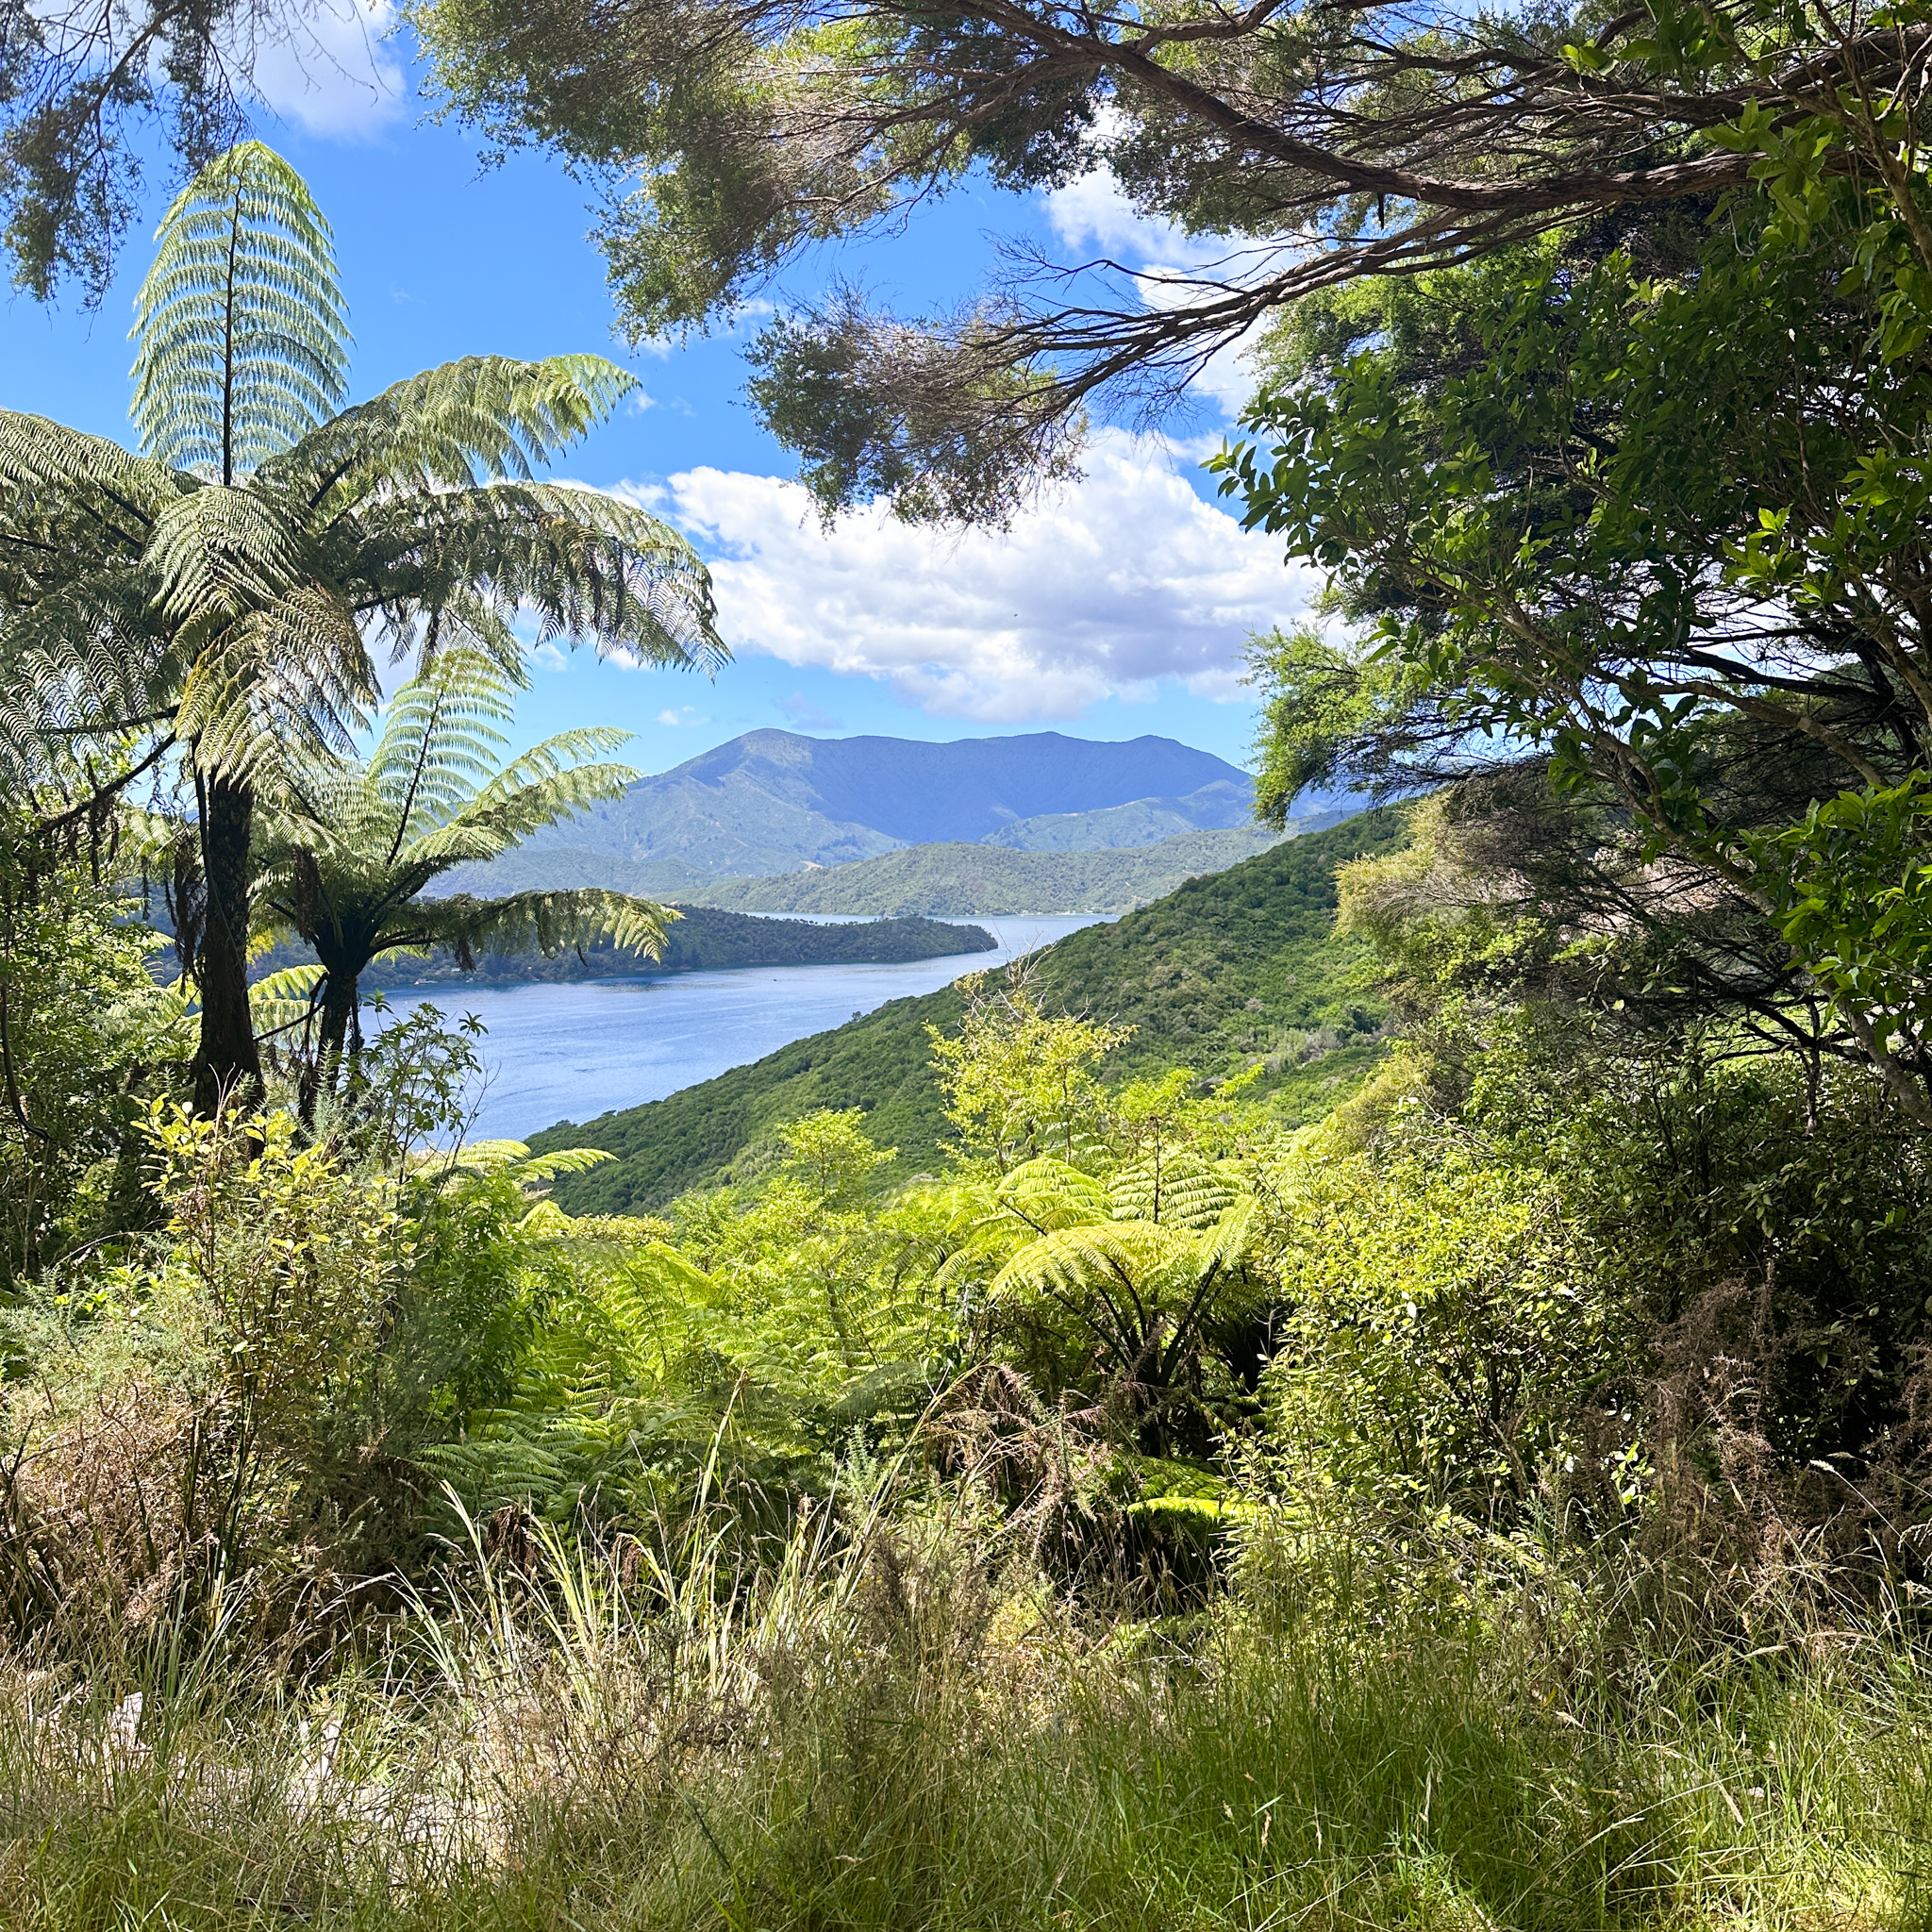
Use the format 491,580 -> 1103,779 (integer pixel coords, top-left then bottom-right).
435,819 -> 1345,913
675,824 -> 1346,915
981,788 -> 1255,851
532,808 -> 1409,1212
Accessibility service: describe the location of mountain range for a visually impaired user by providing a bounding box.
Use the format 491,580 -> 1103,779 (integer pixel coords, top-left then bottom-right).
508,729 -> 1261,879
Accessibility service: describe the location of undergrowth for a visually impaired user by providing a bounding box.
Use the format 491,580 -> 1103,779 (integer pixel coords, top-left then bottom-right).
0,1491 -> 1927,1932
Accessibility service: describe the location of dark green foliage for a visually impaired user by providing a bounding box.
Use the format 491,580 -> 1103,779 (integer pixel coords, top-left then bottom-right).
1219,154 -> 1932,1119
0,842 -> 172,1286
407,0 -> 1875,523
1460,1013 -> 1932,1518
535,808 -> 1408,1210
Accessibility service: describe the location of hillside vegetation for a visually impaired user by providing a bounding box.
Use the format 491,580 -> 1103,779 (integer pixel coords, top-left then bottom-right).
681,824 -> 1309,914
533,808 -> 1407,1209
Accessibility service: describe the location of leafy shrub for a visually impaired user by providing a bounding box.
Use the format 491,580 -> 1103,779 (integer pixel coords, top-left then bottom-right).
1261,1124 -> 1628,1524
1,1106 -> 400,1650
0,844 -> 180,1287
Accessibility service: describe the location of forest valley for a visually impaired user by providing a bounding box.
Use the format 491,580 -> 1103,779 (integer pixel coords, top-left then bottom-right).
6,2 -> 1932,1919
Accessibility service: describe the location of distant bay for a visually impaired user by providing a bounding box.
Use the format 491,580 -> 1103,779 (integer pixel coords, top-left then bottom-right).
410,914 -> 1109,1142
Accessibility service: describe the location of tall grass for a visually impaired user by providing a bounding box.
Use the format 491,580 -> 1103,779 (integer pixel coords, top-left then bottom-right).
0,1482 -> 1925,1932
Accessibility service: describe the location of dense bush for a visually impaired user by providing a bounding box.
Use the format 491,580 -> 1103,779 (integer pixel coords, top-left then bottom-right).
0,795 -> 1928,1929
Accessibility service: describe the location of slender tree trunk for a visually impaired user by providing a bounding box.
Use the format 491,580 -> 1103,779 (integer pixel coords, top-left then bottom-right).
303,969 -> 358,1125
191,772 -> 264,1118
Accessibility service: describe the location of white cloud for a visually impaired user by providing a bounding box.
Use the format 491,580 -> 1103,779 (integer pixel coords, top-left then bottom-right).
625,431 -> 1316,723
656,706 -> 709,726
531,641 -> 569,673
1044,164 -> 1190,264
246,0 -> 402,139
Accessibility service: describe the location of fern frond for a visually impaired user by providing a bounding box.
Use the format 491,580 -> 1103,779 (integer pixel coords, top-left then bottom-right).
0,411 -> 182,546
413,889 -> 677,964
995,1156 -> 1111,1230
347,479 -> 724,674
249,961 -> 326,1035
990,1224 -> 1190,1306
131,142 -> 351,481
275,354 -> 638,515
1108,1155 -> 1241,1230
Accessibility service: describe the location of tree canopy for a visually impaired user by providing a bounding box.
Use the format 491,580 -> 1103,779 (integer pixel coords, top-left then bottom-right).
392,0 -> 1932,518
1216,101 -> 1932,1118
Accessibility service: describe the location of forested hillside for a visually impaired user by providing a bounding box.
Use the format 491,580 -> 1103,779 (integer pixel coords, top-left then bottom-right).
680,824 -> 1300,914
533,807 -> 1406,1208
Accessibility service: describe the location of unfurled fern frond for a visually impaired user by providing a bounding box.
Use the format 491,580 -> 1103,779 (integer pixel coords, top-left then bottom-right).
991,1223 -> 1192,1306
995,1156 -> 1110,1230
424,1232 -> 725,1524
0,412 -> 183,542
1108,1154 -> 1242,1229
424,1139 -> 616,1189
348,479 -> 724,673
415,889 -> 676,967
249,961 -> 326,1036
275,354 -> 637,512
131,142 -> 351,481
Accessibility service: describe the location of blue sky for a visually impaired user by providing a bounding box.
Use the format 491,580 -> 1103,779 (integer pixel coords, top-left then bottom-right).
0,20 -> 1323,778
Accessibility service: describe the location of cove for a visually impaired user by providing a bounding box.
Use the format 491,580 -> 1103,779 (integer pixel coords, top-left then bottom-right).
406,914 -> 1110,1142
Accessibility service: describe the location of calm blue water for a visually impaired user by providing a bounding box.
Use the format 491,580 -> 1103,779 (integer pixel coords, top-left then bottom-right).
407,915 -> 1109,1142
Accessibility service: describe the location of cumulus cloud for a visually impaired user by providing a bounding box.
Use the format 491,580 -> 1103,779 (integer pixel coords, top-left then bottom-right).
621,431 -> 1316,723
655,706 -> 710,726
1044,164 -> 1190,265
247,0 -> 402,138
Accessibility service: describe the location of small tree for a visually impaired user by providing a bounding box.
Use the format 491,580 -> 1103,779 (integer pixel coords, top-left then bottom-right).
925,967 -> 1126,1174
251,648 -> 679,1120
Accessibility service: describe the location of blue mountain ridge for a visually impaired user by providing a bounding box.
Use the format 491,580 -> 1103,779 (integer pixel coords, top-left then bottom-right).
520,728 -> 1267,877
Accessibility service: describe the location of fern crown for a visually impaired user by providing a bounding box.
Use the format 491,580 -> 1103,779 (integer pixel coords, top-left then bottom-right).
4,142 -> 723,810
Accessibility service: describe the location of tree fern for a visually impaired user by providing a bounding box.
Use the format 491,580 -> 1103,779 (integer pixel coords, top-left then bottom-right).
425,1229 -> 728,1524
249,646 -> 682,1118
1,139 -> 724,1112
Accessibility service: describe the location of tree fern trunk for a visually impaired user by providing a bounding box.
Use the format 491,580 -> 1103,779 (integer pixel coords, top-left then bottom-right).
192,772 -> 264,1117
304,969 -> 358,1125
